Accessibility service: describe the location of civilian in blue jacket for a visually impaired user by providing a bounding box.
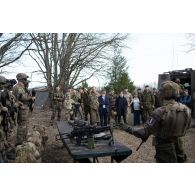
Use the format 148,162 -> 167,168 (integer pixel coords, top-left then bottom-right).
98,90 -> 109,126
180,89 -> 192,109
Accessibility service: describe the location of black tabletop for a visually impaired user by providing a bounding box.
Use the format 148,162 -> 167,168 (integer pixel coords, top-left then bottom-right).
56,121 -> 132,162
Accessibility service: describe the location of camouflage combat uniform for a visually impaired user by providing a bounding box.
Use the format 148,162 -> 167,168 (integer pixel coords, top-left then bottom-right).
13,73 -> 32,145
0,75 -> 7,162
108,92 -> 117,124
176,82 -> 184,102
1,88 -> 18,131
81,91 -> 91,121
140,90 -> 155,122
123,92 -> 133,106
89,91 -> 100,125
123,81 -> 191,163
64,96 -> 74,121
51,91 -> 64,122
71,92 -> 83,119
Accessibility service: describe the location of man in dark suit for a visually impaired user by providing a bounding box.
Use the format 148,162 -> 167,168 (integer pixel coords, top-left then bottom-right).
98,90 -> 109,126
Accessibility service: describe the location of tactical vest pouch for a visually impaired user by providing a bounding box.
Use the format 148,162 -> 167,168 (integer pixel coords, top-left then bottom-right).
155,143 -> 177,163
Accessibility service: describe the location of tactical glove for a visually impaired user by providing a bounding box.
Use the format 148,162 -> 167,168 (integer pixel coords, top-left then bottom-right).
121,124 -> 133,134
132,128 -> 149,142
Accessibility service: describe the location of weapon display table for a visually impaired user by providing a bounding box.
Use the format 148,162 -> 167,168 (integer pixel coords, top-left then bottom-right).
56,121 -> 132,163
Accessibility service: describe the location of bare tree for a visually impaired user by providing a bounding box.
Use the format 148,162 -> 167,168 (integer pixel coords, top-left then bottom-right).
29,33 -> 127,92
0,33 -> 32,69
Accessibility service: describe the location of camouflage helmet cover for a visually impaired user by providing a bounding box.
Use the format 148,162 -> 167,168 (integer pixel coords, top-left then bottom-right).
0,75 -> 6,84
16,73 -> 29,80
159,81 -> 180,99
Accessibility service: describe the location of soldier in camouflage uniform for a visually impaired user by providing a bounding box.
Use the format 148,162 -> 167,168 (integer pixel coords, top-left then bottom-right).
64,93 -> 74,121
80,88 -> 91,121
71,89 -> 83,119
50,85 -> 64,124
0,75 -> 9,162
0,76 -> 18,162
140,85 -> 155,122
122,81 -> 191,163
175,78 -> 184,93
108,90 -> 117,124
123,89 -> 133,106
137,88 -> 144,123
1,79 -> 18,132
13,73 -> 34,145
152,88 -> 161,108
89,87 -> 100,125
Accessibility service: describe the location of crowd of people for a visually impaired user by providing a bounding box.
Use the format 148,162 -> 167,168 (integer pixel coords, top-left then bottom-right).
50,85 -> 161,127
51,77 -> 193,129
54,85 -> 158,127
0,72 -> 193,163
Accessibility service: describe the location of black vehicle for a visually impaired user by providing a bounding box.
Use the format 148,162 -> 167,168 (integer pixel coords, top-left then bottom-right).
158,68 -> 195,94
158,68 -> 195,115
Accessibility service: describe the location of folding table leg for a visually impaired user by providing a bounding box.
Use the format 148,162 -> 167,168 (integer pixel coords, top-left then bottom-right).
111,157 -> 114,163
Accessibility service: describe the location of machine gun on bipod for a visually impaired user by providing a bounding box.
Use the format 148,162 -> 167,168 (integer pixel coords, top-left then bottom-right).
67,120 -> 115,149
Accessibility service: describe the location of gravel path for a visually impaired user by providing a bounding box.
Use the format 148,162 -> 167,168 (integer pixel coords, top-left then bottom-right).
30,108 -> 195,163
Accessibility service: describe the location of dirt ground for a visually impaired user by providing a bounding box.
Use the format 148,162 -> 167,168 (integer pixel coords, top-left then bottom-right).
29,108 -> 195,163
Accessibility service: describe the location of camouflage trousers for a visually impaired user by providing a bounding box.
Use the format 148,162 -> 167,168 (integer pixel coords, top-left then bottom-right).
51,104 -> 62,122
90,108 -> 100,125
142,107 -> 153,122
175,136 -> 187,162
83,105 -> 90,121
108,108 -> 117,124
64,110 -> 73,121
17,107 -> 29,145
154,136 -> 186,163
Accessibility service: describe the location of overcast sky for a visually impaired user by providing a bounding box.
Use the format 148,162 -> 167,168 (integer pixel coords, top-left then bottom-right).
90,33 -> 195,88
5,33 -> 195,89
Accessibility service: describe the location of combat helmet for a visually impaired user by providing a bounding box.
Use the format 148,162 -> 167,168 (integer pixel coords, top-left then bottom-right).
159,81 -> 180,99
16,73 -> 29,80
0,75 -> 6,84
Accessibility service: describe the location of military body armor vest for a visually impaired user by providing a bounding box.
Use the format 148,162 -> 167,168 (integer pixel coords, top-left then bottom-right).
155,102 -> 191,139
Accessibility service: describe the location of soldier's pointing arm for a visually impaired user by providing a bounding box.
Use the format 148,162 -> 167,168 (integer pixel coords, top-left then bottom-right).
122,108 -> 163,142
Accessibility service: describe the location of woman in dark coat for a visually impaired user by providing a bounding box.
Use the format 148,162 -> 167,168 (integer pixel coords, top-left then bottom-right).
115,92 -> 128,124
